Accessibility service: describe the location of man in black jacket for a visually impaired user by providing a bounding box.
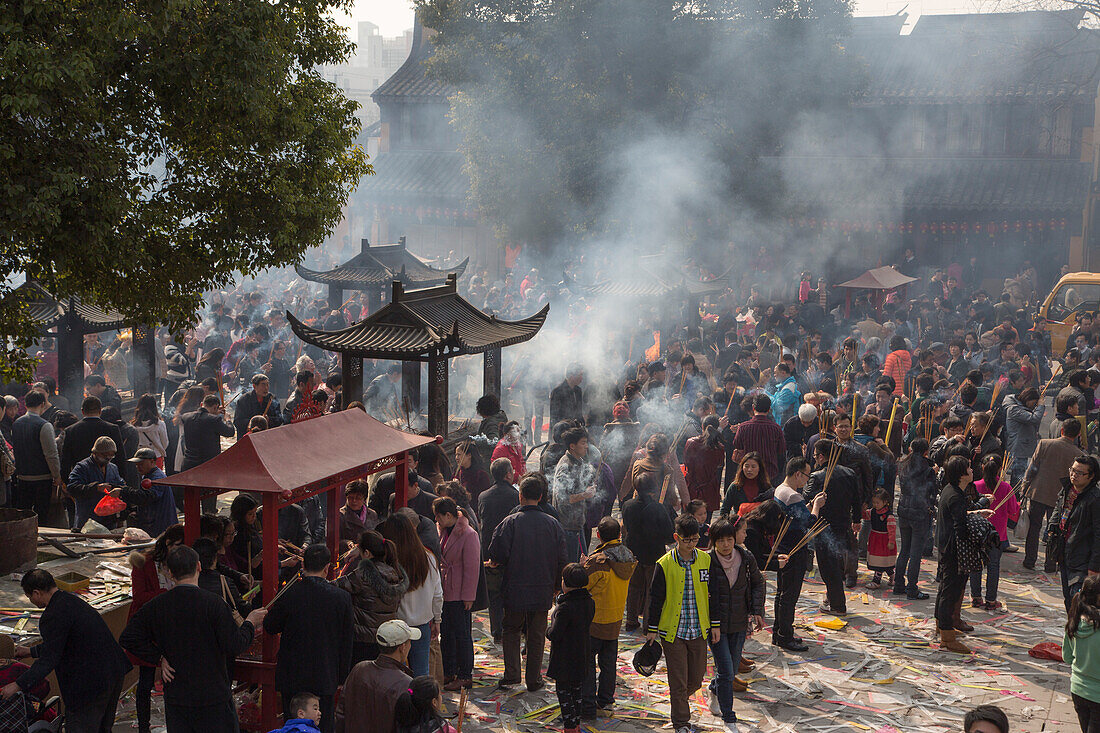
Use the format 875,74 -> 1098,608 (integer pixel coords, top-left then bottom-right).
480,458 -> 520,642
84,374 -> 122,413
1051,455 -> 1100,613
803,439 -> 863,616
60,395 -> 125,478
487,474 -> 568,691
180,395 -> 235,512
1,569 -> 131,732
549,364 -> 585,427
233,373 -> 283,438
621,473 -> 674,632
264,544 -> 354,733
121,545 -> 266,733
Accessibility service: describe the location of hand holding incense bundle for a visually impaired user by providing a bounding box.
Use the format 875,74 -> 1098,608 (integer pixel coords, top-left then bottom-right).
787,517 -> 830,556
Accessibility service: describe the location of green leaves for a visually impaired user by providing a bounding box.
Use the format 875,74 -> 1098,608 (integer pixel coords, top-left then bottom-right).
0,0 -> 370,381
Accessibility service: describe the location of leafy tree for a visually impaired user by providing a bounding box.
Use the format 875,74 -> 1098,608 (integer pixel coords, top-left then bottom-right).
1,0 -> 370,380
417,0 -> 861,260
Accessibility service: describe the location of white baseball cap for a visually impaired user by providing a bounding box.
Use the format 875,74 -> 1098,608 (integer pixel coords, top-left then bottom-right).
376,619 -> 422,646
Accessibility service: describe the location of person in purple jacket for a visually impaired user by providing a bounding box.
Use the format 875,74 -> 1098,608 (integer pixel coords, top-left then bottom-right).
434,496 -> 481,691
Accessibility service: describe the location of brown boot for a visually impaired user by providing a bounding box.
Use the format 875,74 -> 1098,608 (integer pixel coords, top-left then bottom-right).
738,657 -> 755,673
939,628 -> 972,654
731,677 -> 749,692
952,596 -> 974,633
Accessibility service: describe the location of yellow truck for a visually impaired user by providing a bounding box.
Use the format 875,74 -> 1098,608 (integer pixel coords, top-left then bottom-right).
1038,272 -> 1100,353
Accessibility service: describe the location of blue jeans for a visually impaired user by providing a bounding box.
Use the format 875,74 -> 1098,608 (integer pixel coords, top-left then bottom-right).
970,542 -> 1003,602
894,515 -> 930,592
407,621 -> 431,677
708,631 -> 746,723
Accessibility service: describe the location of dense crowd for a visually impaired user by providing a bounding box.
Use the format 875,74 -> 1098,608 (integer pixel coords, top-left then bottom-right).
2,249 -> 1099,733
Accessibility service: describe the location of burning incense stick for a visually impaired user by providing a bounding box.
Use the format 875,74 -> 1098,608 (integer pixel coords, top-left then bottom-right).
787,518 -> 830,556
264,572 -> 301,609
883,398 -> 900,449
766,515 -> 792,570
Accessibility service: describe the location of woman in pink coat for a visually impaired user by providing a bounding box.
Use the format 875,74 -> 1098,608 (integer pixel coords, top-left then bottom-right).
973,454 -> 1019,610
491,420 -> 526,480
435,496 -> 481,690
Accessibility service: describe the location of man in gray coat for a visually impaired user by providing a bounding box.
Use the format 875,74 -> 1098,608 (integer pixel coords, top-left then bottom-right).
1004,387 -> 1045,485
1023,419 -> 1084,571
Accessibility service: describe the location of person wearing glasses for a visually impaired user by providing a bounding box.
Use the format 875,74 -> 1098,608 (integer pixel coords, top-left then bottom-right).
767,457 -> 825,652
645,513 -> 719,733
1049,455 -> 1100,613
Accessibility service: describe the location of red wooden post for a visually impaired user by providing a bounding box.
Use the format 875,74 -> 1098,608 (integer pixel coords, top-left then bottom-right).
395,452 -> 408,509
260,492 -> 280,729
183,488 -> 201,544
327,483 -> 341,569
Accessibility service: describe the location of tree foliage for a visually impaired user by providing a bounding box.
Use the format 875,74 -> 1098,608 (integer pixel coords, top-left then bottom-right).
1,0 -> 370,380
417,0 -> 862,256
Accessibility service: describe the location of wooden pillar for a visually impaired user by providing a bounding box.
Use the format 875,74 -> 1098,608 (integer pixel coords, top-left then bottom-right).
183,488 -> 201,545
428,353 -> 449,437
327,486 -> 341,572
402,360 -> 421,415
395,452 -> 409,509
483,347 -> 502,401
342,354 -> 363,408
56,312 -> 83,409
260,491 -> 280,730
328,284 -> 343,313
131,324 -> 157,399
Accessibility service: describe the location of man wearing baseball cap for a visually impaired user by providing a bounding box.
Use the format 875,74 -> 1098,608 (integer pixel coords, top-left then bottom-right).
335,620 -> 419,733
109,448 -> 177,537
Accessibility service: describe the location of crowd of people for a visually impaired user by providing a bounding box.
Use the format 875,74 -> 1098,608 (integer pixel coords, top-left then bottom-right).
1,249 -> 1099,733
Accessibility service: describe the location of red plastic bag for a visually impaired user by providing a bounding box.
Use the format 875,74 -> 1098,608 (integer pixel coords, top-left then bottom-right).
1028,642 -> 1064,662
94,493 -> 127,516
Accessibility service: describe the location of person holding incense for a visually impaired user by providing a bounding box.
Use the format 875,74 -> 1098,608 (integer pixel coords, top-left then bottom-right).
264,544 -> 353,733
803,439 -> 862,616
121,545 -> 266,731
972,455 -> 1018,611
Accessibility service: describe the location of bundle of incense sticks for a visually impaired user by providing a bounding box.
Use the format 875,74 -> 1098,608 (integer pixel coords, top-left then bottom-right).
264,572 -> 301,609
821,440 -> 843,493
922,401 -> 935,443
883,398 -> 900,448
766,515 -> 792,569
787,517 -> 831,556
456,686 -> 468,733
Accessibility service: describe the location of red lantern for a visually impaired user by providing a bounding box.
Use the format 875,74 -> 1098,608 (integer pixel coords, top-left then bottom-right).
1038,219 -> 1045,230
1061,218 -> 1067,229
961,222 -> 969,234
1027,220 -> 1033,231
931,223 -> 939,235
1015,221 -> 1022,232
920,223 -> 929,234
906,222 -> 914,233
887,222 -> 895,233
974,222 -> 982,233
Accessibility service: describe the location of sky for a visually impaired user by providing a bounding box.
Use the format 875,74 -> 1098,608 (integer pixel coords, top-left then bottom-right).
335,0 -> 990,38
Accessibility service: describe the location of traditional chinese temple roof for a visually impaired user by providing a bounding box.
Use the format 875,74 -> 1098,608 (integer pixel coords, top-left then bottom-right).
372,18 -> 452,102
851,10 -> 1099,103
583,256 -> 731,298
11,281 -> 128,333
837,266 -> 919,290
287,274 -> 548,360
774,156 -> 1090,213
295,238 -> 468,289
357,151 -> 469,203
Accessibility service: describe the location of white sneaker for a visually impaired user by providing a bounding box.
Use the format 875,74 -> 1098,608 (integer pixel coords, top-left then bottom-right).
708,688 -> 722,716
675,727 -> 692,733
724,722 -> 741,733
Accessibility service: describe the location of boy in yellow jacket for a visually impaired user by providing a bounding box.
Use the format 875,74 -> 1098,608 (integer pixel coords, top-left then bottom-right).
581,517 -> 637,719
647,514 -> 720,733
